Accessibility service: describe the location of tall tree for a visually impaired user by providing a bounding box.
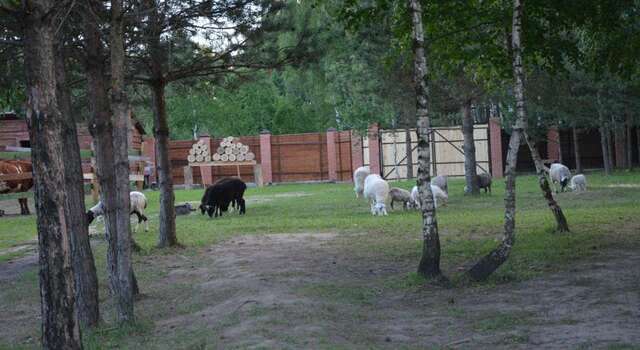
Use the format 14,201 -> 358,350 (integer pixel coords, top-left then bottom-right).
110,0 -> 135,321
6,0 -> 84,347
82,0 -> 137,322
55,42 -> 101,327
461,99 -> 479,195
468,0 -> 526,281
408,0 -> 442,279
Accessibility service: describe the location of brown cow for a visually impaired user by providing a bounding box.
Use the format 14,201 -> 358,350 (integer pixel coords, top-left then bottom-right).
0,159 -> 33,215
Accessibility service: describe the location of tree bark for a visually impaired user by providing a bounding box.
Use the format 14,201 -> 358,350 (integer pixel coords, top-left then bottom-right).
606,126 -> 614,171
600,127 -> 611,175
408,0 -> 442,280
572,127 -> 582,173
55,43 -> 100,328
462,100 -> 479,195
22,0 -> 83,347
405,128 -> 414,179
468,0 -> 525,281
144,0 -> 178,248
110,0 -> 135,322
523,133 -> 570,232
625,114 -> 633,169
151,82 -> 178,247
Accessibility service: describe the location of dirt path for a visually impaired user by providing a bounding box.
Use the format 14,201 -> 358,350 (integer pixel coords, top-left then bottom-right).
143,233 -> 640,349
1,232 -> 638,348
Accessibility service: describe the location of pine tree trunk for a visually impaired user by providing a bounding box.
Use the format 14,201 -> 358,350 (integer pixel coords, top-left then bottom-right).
637,127 -> 640,167
468,0 -> 525,281
600,127 -> 611,175
22,1 -> 83,347
55,43 -> 100,328
462,100 -> 479,195
572,127 -> 582,173
606,126 -> 614,171
625,114 -> 633,169
523,133 -> 570,232
144,0 -> 178,248
152,82 -> 178,247
110,0 -> 135,322
408,0 -> 442,280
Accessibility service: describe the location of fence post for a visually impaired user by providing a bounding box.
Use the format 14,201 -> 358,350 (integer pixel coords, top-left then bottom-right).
489,117 -> 504,179
368,123 -> 381,176
547,127 -> 561,162
198,135 -> 213,185
350,130 -> 364,177
260,130 -> 273,184
326,128 -> 338,181
183,165 -> 193,190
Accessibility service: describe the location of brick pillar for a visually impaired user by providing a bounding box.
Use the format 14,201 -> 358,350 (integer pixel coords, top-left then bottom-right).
199,135 -> 213,185
547,127 -> 561,162
260,130 -> 273,184
141,136 -> 157,183
489,118 -> 503,179
368,123 -> 381,176
350,130 -> 364,177
326,128 -> 338,181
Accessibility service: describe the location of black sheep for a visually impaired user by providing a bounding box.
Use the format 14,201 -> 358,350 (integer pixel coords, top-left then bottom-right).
200,178 -> 247,218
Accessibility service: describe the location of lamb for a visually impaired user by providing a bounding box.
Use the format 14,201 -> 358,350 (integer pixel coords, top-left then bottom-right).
86,191 -> 148,233
432,175 -> 448,193
411,184 -> 448,209
200,177 -> 247,218
353,166 -> 371,198
549,163 -> 571,192
363,174 -> 389,216
569,174 -> 587,192
389,187 -> 412,210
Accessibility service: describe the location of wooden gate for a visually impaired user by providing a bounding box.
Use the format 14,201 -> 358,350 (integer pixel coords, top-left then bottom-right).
362,125 -> 490,180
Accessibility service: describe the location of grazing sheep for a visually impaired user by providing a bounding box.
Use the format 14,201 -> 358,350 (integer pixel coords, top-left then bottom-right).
353,166 -> 371,198
389,187 -> 412,210
363,174 -> 389,216
432,175 -> 448,193
550,163 -> 571,192
569,174 -> 587,192
465,173 -> 492,194
200,178 -> 247,218
86,191 -> 148,233
411,184 -> 448,209
175,203 -> 195,215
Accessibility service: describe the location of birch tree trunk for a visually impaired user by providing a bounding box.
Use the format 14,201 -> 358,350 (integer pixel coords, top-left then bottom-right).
408,0 -> 442,279
22,0 -> 83,347
523,133 -> 570,232
468,0 -> 526,281
55,44 -> 100,328
405,128 -> 414,179
110,0 -> 135,322
462,100 -> 479,194
572,127 -> 582,173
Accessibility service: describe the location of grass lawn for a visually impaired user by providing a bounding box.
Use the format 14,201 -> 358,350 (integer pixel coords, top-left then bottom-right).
1,170 -> 639,348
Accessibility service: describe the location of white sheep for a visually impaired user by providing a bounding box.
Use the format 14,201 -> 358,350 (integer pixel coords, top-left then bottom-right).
549,163 -> 572,193
87,191 -> 149,233
432,175 -> 448,193
411,184 -> 448,209
363,174 -> 389,216
353,166 -> 371,198
569,174 -> 587,192
389,187 -> 412,210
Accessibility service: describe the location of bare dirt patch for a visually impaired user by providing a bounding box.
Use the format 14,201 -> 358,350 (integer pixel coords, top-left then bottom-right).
1,232 -> 638,349
0,198 -> 34,217
142,233 -> 640,349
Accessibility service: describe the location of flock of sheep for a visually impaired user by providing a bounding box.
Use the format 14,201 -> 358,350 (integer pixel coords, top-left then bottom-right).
83,162 -> 588,228
354,162 -> 587,216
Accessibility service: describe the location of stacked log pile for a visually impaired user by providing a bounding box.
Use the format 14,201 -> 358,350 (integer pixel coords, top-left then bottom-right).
188,137 -> 255,164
